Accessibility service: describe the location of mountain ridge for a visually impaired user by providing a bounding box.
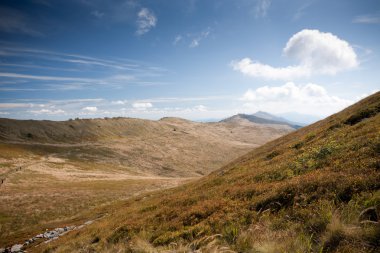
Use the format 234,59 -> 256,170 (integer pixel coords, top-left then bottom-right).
221,111 -> 304,129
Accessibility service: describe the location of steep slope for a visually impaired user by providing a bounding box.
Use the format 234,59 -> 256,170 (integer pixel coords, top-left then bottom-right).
39,92 -> 380,253
222,113 -> 303,129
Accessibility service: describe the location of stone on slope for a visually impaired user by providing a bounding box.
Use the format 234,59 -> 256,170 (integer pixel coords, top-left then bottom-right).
10,244 -> 23,252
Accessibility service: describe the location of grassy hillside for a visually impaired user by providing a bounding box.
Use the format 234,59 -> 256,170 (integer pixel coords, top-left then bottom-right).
39,92 -> 380,253
0,116 -> 292,247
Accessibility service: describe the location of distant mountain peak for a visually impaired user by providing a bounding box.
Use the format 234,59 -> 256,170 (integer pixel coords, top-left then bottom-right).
221,112 -> 304,129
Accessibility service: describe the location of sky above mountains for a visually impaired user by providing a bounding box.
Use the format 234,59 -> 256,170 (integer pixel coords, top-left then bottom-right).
0,0 -> 379,121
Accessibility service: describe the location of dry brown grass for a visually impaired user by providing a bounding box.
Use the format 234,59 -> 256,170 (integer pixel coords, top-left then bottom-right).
37,92 -> 380,253
0,116 -> 292,178
0,116 -> 292,248
0,165 -> 186,246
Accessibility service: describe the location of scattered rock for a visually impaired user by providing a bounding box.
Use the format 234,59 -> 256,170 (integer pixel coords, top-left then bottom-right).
359,207 -> 378,222
84,220 -> 93,225
65,225 -> 76,231
10,244 -> 23,252
44,230 -> 59,239
1,219 -> 100,250
55,228 -> 65,233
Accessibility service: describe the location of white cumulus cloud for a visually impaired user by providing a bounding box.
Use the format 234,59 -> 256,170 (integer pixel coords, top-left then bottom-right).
194,105 -> 207,112
29,109 -> 65,115
242,82 -> 353,116
232,29 -> 358,80
232,58 -> 309,80
136,8 -> 157,35
82,106 -> 98,112
112,100 -> 127,105
132,102 -> 153,109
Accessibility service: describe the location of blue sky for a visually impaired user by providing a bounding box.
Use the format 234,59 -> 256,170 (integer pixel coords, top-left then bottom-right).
0,0 -> 379,121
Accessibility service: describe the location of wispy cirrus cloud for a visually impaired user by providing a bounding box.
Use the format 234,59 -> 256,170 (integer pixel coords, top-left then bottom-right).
173,35 -> 182,45
128,95 -> 234,105
0,46 -> 141,71
136,8 -> 157,35
0,103 -> 32,109
292,0 -> 314,21
173,27 -> 212,48
189,28 -> 211,48
0,62 -> 80,72
0,72 -> 94,82
91,10 -> 105,18
353,13 -> 380,24
254,0 -> 271,18
0,46 -> 168,91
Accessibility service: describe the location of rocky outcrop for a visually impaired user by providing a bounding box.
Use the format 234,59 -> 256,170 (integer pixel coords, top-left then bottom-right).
1,222 -> 93,252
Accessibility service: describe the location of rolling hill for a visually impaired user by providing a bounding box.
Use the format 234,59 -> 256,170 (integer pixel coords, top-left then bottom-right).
0,116 -> 293,177
0,116 -> 293,248
37,92 -> 380,253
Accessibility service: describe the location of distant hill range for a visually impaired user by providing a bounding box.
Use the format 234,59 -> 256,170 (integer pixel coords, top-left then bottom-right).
221,111 -> 305,129
0,115 -> 293,178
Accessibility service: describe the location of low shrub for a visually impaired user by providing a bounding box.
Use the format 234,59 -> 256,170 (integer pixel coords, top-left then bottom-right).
344,106 -> 380,126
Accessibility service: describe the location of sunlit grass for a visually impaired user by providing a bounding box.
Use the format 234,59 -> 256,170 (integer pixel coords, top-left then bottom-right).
39,92 -> 380,253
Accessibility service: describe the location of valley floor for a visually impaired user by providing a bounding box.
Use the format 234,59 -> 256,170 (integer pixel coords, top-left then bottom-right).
0,143 -> 192,247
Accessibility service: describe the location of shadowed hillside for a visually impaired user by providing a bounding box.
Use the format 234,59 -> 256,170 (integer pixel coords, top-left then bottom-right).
39,92 -> 380,253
